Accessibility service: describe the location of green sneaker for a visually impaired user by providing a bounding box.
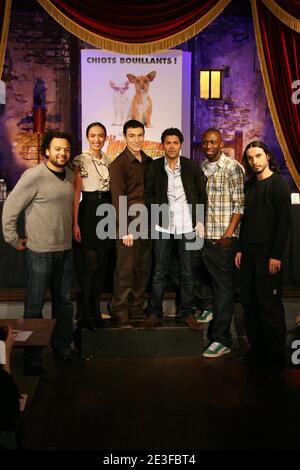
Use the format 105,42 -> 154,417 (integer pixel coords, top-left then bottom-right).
195,308 -> 213,323
203,342 -> 231,358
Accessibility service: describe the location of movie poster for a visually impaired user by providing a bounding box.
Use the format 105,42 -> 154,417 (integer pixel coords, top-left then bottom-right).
81,50 -> 190,159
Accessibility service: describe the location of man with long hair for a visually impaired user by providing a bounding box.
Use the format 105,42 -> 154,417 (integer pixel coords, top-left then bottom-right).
235,140 -> 292,377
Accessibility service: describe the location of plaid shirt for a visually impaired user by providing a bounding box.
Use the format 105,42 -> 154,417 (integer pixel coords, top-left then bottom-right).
201,153 -> 245,239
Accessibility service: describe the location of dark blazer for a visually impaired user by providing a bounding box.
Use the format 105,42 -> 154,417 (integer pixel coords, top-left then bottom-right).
144,156 -> 206,229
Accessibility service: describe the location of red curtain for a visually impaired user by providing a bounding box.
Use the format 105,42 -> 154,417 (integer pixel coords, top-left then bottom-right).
275,0 -> 300,19
42,0 -> 223,43
255,0 -> 300,188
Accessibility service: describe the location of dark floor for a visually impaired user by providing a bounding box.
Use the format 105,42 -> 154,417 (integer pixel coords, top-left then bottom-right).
11,336 -> 300,453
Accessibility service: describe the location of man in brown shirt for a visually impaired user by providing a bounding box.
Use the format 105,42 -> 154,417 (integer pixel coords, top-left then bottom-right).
109,120 -> 152,327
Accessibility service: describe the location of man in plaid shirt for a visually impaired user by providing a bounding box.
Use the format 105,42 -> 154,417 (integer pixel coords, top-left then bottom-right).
198,128 -> 245,358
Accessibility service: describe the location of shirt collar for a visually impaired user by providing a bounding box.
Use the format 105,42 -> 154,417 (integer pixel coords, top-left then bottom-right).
164,156 -> 180,171
125,147 -> 147,163
202,152 -> 227,170
83,150 -> 107,164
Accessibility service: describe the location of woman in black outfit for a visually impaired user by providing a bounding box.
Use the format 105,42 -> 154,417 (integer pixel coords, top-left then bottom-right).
73,122 -> 112,330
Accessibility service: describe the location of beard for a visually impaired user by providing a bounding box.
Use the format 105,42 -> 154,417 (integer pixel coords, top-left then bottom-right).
51,157 -> 68,168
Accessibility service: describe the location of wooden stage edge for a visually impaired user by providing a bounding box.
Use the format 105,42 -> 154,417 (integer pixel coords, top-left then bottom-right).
0,285 -> 300,302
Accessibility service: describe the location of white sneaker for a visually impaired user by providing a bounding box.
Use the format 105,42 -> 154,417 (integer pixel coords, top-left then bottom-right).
203,342 -> 231,358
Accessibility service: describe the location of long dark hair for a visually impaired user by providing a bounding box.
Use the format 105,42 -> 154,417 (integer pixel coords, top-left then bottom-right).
242,140 -> 279,175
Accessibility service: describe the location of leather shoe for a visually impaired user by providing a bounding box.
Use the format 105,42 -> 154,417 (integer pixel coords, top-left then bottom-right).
79,320 -> 98,331
79,318 -> 106,330
140,314 -> 162,329
115,313 -> 133,329
94,316 -> 107,328
23,364 -> 48,376
234,353 -> 257,367
54,349 -> 86,365
184,314 -> 203,330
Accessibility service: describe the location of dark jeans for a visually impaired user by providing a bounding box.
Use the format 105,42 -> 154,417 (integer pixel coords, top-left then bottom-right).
112,238 -> 152,317
202,239 -> 237,347
240,245 -> 286,371
192,249 -> 214,311
24,248 -> 74,367
149,233 -> 194,318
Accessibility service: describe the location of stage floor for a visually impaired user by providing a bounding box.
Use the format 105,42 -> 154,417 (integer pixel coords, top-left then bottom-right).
9,303 -> 300,452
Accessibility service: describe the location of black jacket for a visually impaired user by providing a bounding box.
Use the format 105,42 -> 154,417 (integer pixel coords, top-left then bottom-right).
144,156 -> 206,229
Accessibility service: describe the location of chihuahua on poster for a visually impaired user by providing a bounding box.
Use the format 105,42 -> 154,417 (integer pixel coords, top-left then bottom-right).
126,71 -> 157,127
109,80 -> 131,126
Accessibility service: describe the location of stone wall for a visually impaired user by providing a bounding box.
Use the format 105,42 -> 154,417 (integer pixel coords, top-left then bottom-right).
2,6 -> 71,177
193,16 -> 276,155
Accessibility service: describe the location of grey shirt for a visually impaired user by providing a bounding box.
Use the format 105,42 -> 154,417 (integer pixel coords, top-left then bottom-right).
2,164 -> 74,252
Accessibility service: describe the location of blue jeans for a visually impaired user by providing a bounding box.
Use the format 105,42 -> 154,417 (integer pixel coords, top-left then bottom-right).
149,233 -> 194,318
24,248 -> 74,367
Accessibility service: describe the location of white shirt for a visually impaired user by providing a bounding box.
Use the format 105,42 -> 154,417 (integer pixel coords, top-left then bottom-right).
155,157 -> 193,235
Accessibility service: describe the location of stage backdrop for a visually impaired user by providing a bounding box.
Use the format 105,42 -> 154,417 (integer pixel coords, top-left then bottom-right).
81,50 -> 191,159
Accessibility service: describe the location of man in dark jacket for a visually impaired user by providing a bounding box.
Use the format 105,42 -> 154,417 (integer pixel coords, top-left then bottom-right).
143,128 -> 206,329
235,140 -> 292,377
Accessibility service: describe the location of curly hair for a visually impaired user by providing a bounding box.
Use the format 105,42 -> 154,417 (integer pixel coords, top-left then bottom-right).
40,131 -> 73,158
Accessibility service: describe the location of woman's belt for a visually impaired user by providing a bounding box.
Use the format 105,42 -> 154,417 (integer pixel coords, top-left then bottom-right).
81,190 -> 111,201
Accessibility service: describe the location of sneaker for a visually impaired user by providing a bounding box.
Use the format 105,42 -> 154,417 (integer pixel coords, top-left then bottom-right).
203,342 -> 231,358
195,308 -> 213,323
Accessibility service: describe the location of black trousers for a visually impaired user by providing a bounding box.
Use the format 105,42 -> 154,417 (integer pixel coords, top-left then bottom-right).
192,249 -> 214,311
240,245 -> 286,371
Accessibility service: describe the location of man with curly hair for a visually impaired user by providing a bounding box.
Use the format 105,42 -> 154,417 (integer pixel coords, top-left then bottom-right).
2,131 -> 76,375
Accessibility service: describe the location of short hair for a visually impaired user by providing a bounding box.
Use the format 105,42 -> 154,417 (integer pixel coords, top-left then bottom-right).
40,131 -> 73,158
86,122 -> 107,138
202,128 -> 223,141
123,119 -> 145,136
242,140 -> 279,175
161,128 -> 184,144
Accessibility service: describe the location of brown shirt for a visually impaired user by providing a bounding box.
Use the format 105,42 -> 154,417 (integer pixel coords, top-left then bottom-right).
109,147 -> 152,228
